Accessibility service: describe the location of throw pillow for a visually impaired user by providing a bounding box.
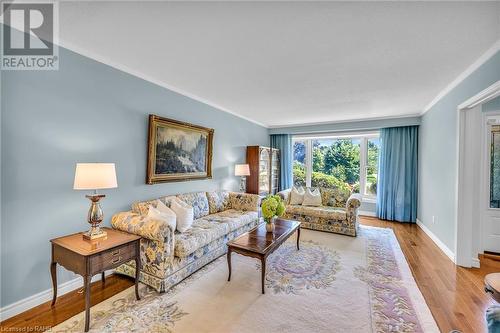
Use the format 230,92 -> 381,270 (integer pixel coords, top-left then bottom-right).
147,204 -> 176,232
171,198 -> 194,232
289,186 -> 305,205
206,191 -> 230,214
302,187 -> 322,206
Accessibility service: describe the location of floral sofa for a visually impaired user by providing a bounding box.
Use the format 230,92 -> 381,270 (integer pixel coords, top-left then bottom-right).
111,191 -> 260,292
278,187 -> 362,236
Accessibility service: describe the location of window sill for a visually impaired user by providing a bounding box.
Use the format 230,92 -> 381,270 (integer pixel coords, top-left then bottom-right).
362,196 -> 377,204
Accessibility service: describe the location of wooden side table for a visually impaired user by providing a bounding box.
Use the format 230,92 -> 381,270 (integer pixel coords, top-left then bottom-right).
485,273 -> 500,303
50,227 -> 141,332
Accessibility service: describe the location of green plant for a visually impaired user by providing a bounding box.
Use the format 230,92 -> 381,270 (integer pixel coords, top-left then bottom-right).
261,195 -> 285,223
293,162 -> 306,187
311,171 -> 351,192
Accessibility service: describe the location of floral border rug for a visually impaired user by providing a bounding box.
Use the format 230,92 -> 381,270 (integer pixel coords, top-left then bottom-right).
52,226 -> 438,333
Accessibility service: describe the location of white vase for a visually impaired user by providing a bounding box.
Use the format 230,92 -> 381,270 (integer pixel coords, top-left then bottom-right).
265,217 -> 276,233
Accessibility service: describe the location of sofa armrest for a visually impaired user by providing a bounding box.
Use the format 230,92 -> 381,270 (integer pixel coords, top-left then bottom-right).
277,189 -> 291,204
111,211 -> 174,243
346,194 -> 362,216
229,192 -> 260,211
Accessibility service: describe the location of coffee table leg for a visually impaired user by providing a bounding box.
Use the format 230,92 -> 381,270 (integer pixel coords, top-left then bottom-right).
297,226 -> 301,250
261,257 -> 266,294
227,248 -> 232,281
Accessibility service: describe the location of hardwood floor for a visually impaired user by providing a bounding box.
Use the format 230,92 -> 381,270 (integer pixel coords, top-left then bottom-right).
0,274 -> 134,332
1,217 -> 499,332
362,216 -> 499,333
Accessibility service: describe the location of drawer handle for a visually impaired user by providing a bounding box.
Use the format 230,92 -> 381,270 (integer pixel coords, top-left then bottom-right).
112,250 -> 120,256
110,256 -> 122,265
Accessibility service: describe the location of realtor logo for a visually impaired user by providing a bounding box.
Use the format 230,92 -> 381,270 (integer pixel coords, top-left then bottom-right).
1,1 -> 59,70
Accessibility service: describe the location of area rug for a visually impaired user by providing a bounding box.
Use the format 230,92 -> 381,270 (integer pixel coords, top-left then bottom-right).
51,226 -> 439,332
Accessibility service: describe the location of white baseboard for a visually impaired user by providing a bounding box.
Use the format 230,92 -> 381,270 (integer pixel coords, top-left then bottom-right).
416,218 -> 456,263
359,210 -> 376,217
0,270 -> 113,321
471,257 -> 481,268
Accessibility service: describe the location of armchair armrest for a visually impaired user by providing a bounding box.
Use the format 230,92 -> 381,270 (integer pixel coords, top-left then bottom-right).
229,192 -> 260,211
111,211 -> 174,243
346,194 -> 362,216
277,189 -> 291,204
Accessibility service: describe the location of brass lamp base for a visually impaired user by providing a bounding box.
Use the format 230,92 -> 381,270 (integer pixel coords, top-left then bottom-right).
82,193 -> 107,241
82,226 -> 107,240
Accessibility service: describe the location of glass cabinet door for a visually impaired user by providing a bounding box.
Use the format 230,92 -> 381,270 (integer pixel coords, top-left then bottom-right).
271,149 -> 280,194
259,148 -> 270,195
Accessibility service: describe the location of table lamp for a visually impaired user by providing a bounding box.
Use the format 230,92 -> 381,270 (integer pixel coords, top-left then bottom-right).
235,164 -> 250,193
73,163 -> 118,240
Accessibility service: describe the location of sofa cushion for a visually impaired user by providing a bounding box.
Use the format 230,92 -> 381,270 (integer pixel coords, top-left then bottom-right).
147,202 -> 177,232
177,192 -> 210,219
206,191 -> 231,214
320,187 -> 351,207
171,198 -> 194,233
229,192 -> 260,211
174,219 -> 228,258
173,209 -> 258,258
132,195 -> 177,215
286,205 -> 346,220
200,209 -> 258,233
289,186 -> 305,205
302,187 -> 322,206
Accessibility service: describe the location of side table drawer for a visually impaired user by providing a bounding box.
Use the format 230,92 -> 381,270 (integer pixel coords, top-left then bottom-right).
89,242 -> 137,275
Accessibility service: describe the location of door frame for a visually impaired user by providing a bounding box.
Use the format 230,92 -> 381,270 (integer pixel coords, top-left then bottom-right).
456,80 -> 500,267
479,112 -> 500,256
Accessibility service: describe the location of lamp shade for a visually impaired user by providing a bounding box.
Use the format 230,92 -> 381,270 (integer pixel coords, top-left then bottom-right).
234,164 -> 250,176
73,163 -> 118,190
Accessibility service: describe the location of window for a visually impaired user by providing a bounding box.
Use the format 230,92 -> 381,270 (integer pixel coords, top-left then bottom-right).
365,137 -> 380,196
292,132 -> 379,199
292,140 -> 306,187
311,138 -> 360,191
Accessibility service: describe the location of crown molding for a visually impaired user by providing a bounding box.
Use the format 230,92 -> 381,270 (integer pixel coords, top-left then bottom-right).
458,80 -> 500,110
56,36 -> 499,128
421,39 -> 500,115
56,39 -> 269,129
268,113 -> 421,129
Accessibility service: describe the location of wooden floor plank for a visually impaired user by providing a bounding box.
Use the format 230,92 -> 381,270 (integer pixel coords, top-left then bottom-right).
1,216 -> 498,332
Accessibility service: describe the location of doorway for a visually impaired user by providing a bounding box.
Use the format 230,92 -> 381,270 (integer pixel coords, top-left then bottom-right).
456,80 -> 500,267
480,115 -> 500,254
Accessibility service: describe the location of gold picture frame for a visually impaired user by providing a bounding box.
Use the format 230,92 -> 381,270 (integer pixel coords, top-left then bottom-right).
147,115 -> 214,184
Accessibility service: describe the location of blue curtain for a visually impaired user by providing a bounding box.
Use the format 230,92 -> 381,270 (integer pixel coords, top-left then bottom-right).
270,134 -> 293,191
376,126 -> 418,222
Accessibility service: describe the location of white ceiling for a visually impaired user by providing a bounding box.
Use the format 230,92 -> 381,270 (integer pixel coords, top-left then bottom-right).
57,1 -> 500,128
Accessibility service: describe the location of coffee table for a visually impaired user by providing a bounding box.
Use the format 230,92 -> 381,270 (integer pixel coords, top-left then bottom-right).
226,218 -> 301,294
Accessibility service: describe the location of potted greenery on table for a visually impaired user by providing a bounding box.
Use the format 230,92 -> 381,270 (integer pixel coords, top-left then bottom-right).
261,195 -> 286,233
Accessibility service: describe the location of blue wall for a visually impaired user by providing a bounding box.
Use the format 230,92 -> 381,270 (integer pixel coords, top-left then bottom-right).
0,47 -> 269,307
418,50 -> 500,251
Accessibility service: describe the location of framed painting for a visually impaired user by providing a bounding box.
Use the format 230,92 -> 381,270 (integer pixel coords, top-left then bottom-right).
147,115 -> 214,184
